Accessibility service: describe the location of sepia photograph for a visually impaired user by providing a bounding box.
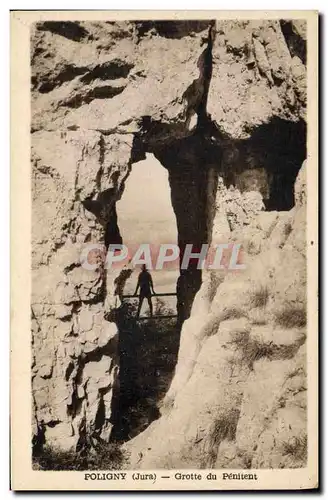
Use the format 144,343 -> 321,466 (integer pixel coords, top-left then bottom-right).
10,10 -> 318,490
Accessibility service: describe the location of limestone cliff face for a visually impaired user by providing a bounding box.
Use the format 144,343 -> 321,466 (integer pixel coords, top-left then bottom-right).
31,130 -> 132,450
127,163 -> 307,468
31,19 -> 307,453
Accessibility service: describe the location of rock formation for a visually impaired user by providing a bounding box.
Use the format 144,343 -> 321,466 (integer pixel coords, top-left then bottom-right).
31,18 -> 307,463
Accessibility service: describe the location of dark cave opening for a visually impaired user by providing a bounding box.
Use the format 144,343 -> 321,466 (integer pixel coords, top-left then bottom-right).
220,118 -> 307,212
247,118 -> 307,211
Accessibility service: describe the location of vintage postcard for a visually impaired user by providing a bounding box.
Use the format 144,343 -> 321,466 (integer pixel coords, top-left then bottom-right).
11,10 -> 318,490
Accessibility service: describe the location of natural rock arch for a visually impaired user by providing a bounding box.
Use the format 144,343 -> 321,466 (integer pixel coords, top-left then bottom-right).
31,19 -> 307,457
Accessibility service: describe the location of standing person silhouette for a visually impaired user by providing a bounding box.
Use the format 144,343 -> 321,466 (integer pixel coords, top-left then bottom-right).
134,265 -> 156,318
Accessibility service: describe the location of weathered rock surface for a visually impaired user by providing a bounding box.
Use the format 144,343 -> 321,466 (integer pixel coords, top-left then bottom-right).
31,20 -> 306,140
208,20 -> 306,139
31,19 -> 307,454
31,129 -> 132,450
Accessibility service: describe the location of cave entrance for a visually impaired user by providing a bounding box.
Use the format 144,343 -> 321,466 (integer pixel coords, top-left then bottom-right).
117,153 -> 179,316
247,118 -> 306,212
112,153 -> 181,441
226,118 -> 307,212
